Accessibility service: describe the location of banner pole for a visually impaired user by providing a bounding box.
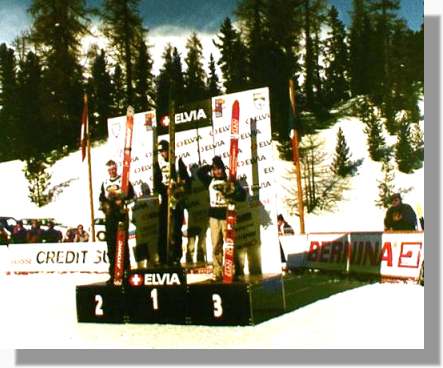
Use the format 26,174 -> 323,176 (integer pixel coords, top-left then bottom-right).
84,94 -> 96,242
289,79 -> 306,234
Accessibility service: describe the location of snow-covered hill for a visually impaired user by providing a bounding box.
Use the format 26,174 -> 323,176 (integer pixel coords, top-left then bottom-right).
0,111 -> 424,232
275,114 -> 424,233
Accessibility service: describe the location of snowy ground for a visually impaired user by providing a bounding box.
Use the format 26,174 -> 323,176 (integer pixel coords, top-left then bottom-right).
0,273 -> 423,349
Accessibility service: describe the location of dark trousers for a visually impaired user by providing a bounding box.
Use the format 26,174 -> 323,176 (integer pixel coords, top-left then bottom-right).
105,213 -> 130,280
158,200 -> 184,265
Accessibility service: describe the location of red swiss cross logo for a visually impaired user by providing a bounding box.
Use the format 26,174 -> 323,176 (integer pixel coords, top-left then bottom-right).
129,273 -> 143,287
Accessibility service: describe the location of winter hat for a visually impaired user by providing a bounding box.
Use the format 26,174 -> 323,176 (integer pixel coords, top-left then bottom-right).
158,140 -> 169,151
212,156 -> 225,170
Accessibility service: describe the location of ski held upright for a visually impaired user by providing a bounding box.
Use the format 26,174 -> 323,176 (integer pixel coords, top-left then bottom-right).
223,100 -> 240,284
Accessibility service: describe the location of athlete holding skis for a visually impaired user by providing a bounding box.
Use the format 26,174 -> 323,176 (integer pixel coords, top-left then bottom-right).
153,140 -> 191,266
197,156 -> 246,281
99,159 -> 135,284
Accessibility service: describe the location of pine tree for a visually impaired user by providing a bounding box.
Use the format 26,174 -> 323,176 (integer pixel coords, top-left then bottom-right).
235,0 -> 306,137
184,33 -> 207,103
349,0 -> 373,96
16,51 -> 46,159
330,128 -> 353,177
88,49 -> 113,141
376,159 -> 396,208
155,44 -> 174,119
0,43 -> 18,161
133,38 -> 154,112
28,0 -> 90,151
237,0 -> 268,89
101,0 -> 146,106
207,53 -> 221,97
323,6 -> 349,107
389,20 -> 421,123
155,45 -> 185,118
286,134 -> 349,214
171,47 -> 185,106
213,17 -> 248,93
411,122 -> 424,163
368,0 -> 400,96
395,120 -> 415,173
362,103 -> 387,161
23,155 -> 52,207
111,64 -> 126,116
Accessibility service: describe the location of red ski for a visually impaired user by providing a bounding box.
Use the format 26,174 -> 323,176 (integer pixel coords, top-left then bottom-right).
114,106 -> 134,286
223,100 -> 240,283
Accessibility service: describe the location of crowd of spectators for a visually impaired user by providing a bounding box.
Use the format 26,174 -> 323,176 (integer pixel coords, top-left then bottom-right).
0,220 -> 90,245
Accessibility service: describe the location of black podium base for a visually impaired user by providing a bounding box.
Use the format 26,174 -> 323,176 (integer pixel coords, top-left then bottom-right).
76,282 -> 126,324
76,269 -> 367,326
188,274 -> 284,326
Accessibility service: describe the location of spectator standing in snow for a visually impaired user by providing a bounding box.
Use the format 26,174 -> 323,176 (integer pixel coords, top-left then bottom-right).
197,156 -> 246,281
384,193 -> 417,231
277,214 -> 294,263
277,214 -> 295,236
26,220 -> 43,243
74,224 -> 89,242
43,221 -> 63,243
11,220 -> 27,244
99,159 -> 135,284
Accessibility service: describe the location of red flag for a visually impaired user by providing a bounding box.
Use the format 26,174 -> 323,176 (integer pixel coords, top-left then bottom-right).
80,94 -> 88,161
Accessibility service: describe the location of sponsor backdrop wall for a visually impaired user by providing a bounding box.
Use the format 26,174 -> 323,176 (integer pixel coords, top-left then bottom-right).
106,87 -> 281,275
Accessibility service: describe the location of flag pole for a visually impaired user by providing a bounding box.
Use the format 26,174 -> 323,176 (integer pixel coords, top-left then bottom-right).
289,79 -> 305,234
82,94 -> 96,241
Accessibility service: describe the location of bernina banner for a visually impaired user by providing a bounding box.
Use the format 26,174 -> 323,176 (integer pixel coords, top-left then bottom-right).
285,231 -> 424,282
6,243 -> 109,273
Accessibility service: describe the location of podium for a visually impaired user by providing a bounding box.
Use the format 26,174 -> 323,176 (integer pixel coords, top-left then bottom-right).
77,268 -> 285,326
77,268 -> 365,325
125,267 -> 187,324
187,275 -> 284,326
76,282 -> 126,324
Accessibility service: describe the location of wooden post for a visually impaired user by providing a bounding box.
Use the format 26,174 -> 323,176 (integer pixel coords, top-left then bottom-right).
289,79 -> 306,234
83,94 -> 96,242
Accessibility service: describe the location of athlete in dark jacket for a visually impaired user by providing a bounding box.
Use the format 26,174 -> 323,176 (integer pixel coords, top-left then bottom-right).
384,193 -> 417,231
153,140 -> 191,265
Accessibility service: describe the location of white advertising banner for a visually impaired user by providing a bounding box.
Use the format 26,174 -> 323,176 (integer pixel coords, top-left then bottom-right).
366,232 -> 424,280
6,243 -> 109,273
285,231 -> 424,281
0,246 -> 8,273
303,232 -> 349,272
